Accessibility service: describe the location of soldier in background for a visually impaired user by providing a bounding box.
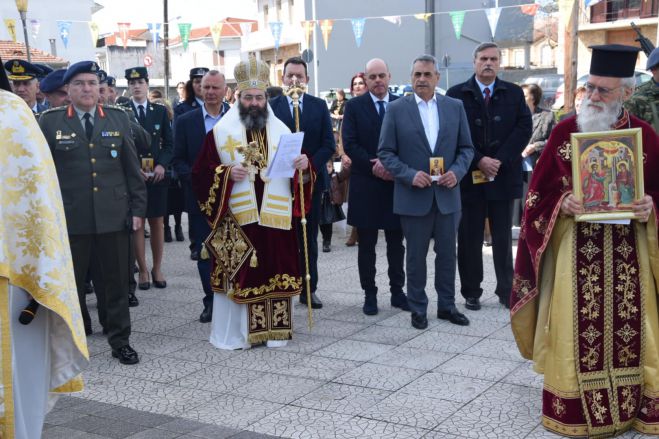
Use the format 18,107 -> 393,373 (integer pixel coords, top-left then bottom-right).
39,69 -> 70,108
624,47 -> 659,133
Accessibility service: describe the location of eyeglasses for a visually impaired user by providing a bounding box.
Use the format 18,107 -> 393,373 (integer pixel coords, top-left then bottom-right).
584,82 -> 621,98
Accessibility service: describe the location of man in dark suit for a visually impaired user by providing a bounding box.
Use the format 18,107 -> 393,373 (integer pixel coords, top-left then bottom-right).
172,70 -> 229,322
379,55 -> 474,330
39,61 -> 147,364
342,58 -> 408,316
446,42 -> 532,310
270,57 -> 336,309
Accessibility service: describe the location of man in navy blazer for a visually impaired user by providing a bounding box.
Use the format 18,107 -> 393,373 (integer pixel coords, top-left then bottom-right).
270,57 -> 336,309
172,71 -> 229,322
379,55 -> 474,330
343,58 -> 408,316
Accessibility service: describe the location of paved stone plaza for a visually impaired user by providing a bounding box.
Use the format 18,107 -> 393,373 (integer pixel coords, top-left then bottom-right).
43,223 -> 653,439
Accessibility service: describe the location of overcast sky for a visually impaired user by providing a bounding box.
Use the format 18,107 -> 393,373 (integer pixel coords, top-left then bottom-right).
93,0 -> 258,34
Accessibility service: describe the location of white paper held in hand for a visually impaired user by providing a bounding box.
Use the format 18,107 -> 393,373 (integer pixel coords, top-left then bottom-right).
266,132 -> 305,179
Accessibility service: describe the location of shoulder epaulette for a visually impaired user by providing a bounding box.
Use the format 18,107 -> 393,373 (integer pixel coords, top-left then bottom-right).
104,104 -> 129,113
40,105 -> 67,116
151,101 -> 166,107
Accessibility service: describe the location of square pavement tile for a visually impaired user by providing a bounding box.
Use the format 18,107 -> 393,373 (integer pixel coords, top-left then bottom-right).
131,333 -> 196,356
180,394 -> 283,430
164,321 -> 213,341
292,383 -> 392,415
295,318 -> 368,338
315,339 -> 394,362
89,353 -> 205,384
231,373 -> 324,404
434,354 -> 520,382
376,312 -> 441,329
174,364 -> 263,393
370,347 -> 455,371
488,324 -> 516,341
463,338 -> 526,362
399,372 -> 494,403
176,424 -> 241,438
44,408 -> 88,426
348,325 -> 422,345
221,348 -> 307,373
275,333 -> 340,355
275,354 -> 361,381
433,383 -> 542,439
156,418 -> 213,434
400,331 -> 481,354
131,315 -> 191,334
430,318 -> 506,338
123,429 -> 182,439
165,340 -> 243,364
334,363 -> 425,391
360,391 -> 463,430
502,362 -> 545,389
343,416 -> 431,438
42,426 -> 110,439
327,306 -> 399,324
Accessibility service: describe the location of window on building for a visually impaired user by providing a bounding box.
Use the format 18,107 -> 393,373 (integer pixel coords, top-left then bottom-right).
591,0 -> 657,23
540,44 -> 552,67
212,50 -> 225,67
501,50 -> 509,67
513,49 -> 525,68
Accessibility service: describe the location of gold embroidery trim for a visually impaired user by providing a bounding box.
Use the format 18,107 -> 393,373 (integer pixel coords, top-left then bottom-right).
233,274 -> 301,300
199,165 -> 226,216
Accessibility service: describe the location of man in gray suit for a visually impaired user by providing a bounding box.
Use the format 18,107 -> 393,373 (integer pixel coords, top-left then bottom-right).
379,55 -> 474,329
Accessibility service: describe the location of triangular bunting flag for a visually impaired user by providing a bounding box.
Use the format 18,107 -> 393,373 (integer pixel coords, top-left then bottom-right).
4,19 -> 16,43
449,11 -> 466,40
520,4 -> 540,16
178,23 -> 192,51
30,19 -> 40,41
414,13 -> 432,22
211,21 -> 224,49
485,8 -> 501,39
351,18 -> 366,48
58,21 -> 72,49
89,22 -> 99,48
147,23 -> 161,49
320,19 -> 333,51
117,22 -> 130,49
382,16 -> 401,26
270,21 -> 283,51
301,20 -> 315,49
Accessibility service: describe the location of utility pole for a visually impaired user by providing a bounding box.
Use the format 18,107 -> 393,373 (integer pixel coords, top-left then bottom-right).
563,0 -> 579,113
163,0 -> 170,100
425,0 -> 435,57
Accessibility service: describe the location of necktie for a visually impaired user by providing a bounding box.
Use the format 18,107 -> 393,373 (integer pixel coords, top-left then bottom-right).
377,100 -> 386,123
138,104 -> 146,124
483,88 -> 491,107
83,113 -> 93,140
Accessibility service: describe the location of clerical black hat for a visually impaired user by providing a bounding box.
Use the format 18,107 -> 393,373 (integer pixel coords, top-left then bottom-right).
63,61 -> 100,84
4,59 -> 42,80
40,69 -> 67,93
125,67 -> 148,80
589,44 -> 641,78
189,67 -> 209,79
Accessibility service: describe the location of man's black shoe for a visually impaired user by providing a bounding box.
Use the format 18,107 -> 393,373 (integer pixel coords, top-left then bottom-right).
499,295 -> 511,309
190,250 -> 200,261
465,298 -> 481,311
391,293 -> 411,311
362,294 -> 378,315
128,292 -> 139,307
84,324 -> 93,336
437,309 -> 470,326
300,292 -> 323,309
164,226 -> 173,243
411,312 -> 428,330
199,306 -> 213,323
175,224 -> 185,242
112,345 -> 139,365
322,241 -> 331,253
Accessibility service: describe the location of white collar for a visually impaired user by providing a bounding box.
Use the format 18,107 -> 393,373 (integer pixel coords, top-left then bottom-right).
414,93 -> 437,105
132,98 -> 148,108
202,103 -> 223,119
475,78 -> 495,95
370,92 -> 389,105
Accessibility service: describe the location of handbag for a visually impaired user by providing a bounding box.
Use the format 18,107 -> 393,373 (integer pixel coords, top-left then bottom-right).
320,191 -> 346,225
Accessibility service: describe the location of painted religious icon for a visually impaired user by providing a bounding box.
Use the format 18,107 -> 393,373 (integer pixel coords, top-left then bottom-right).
571,128 -> 643,222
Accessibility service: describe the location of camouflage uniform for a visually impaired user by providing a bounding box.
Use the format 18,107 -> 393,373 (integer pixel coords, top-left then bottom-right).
624,80 -> 659,133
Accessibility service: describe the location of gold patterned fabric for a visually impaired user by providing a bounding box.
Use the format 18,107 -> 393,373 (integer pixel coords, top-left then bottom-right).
0,91 -> 89,437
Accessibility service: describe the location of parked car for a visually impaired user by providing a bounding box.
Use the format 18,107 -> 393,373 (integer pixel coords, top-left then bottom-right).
552,70 -> 652,109
389,84 -> 446,96
522,73 -> 564,109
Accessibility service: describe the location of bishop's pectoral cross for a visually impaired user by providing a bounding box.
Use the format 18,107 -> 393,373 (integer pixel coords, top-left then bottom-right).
236,141 -> 266,182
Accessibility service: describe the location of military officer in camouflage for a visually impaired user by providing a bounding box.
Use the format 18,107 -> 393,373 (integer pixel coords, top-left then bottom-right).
625,47 -> 659,133
39,61 -> 147,365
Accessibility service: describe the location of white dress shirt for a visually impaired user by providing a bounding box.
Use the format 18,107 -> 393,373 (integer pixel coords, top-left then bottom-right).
414,93 -> 439,149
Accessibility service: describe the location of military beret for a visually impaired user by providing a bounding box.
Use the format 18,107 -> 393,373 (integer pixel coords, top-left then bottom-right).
97,69 -> 108,83
34,63 -> 54,79
647,48 -> 659,71
189,67 -> 209,79
106,76 -> 116,87
125,66 -> 148,80
40,69 -> 67,93
63,61 -> 101,83
4,59 -> 42,80
589,44 -> 640,78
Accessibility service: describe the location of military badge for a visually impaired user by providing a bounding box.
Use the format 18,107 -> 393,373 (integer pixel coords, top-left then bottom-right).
110,150 -> 118,158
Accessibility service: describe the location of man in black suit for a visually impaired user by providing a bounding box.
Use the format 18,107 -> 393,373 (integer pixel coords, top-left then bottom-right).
270,57 -> 336,309
342,58 -> 408,316
172,70 -> 229,322
446,42 -> 532,310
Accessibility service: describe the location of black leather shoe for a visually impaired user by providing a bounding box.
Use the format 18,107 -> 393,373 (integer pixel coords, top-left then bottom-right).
144,229 -> 150,238
128,292 -> 139,307
322,241 -> 331,253
465,297 -> 481,311
437,309 -> 470,326
499,295 -> 511,309
151,270 -> 167,289
138,273 -> 150,290
84,281 -> 94,295
199,306 -> 213,323
391,293 -> 411,311
84,324 -> 93,336
164,226 -> 173,243
190,250 -> 200,261
175,225 -> 185,242
299,292 -> 323,309
411,312 -> 428,330
362,294 -> 378,315
112,345 -> 139,365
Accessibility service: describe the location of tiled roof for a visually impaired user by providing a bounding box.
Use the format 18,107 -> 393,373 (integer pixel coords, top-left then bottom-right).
0,40 -> 68,66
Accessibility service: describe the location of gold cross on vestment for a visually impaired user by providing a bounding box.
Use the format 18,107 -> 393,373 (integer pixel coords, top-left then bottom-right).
221,135 -> 241,161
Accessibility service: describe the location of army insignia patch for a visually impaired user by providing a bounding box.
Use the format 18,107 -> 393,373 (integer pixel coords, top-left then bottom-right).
154,124 -> 160,130
101,131 -> 120,137
130,69 -> 140,78
12,61 -> 25,74
110,150 -> 118,158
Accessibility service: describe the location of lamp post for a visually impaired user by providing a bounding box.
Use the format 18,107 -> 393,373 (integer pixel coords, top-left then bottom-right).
15,0 -> 31,62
